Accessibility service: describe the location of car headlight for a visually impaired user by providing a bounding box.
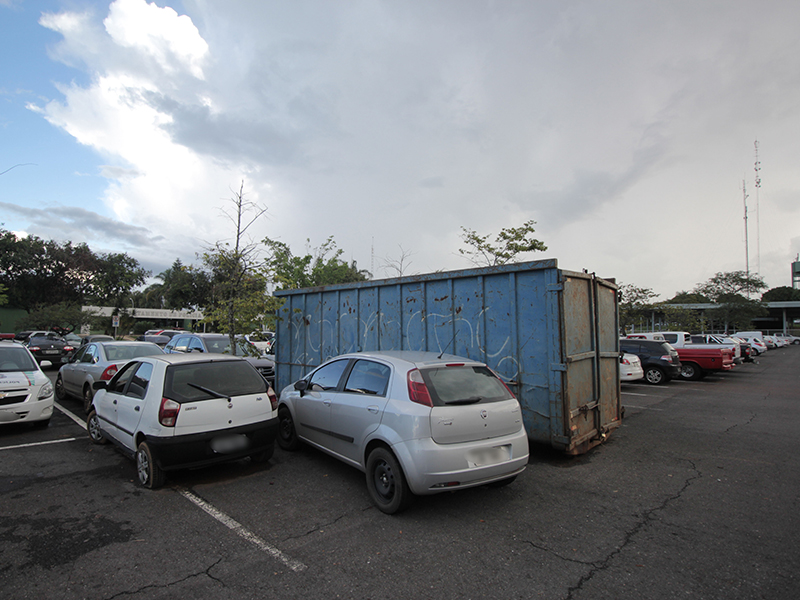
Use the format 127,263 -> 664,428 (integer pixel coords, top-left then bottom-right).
39,382 -> 54,401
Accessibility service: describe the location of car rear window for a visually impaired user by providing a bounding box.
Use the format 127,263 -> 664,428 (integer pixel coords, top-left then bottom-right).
419,365 -> 515,406
164,360 -> 268,403
105,344 -> 163,361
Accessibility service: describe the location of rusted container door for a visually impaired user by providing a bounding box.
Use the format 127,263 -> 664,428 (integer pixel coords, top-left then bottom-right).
559,272 -> 621,454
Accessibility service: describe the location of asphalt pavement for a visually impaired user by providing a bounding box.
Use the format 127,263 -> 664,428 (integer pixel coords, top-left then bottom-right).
1,348 -> 798,599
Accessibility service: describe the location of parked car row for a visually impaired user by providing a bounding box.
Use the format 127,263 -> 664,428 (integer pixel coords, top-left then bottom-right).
79,346 -> 527,514
620,329 -> 793,385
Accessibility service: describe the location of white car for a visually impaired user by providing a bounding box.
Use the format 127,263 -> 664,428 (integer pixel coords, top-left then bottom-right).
619,353 -> 644,382
0,341 -> 54,427
277,350 -> 529,514
87,354 -> 278,488
735,336 -> 768,355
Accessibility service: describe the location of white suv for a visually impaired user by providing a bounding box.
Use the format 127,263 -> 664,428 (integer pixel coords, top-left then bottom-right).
87,353 -> 278,488
0,341 -> 54,427
278,351 -> 529,514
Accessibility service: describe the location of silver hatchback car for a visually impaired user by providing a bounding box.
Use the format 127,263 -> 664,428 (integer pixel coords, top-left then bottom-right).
278,350 -> 529,514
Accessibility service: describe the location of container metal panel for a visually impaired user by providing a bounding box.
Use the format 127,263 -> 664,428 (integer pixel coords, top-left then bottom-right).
275,259 -> 620,454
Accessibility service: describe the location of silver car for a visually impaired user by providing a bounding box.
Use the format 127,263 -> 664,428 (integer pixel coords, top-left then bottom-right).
278,350 -> 529,514
56,341 -> 165,412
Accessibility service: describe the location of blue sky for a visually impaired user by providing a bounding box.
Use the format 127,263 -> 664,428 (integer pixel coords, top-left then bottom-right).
2,0 -> 800,299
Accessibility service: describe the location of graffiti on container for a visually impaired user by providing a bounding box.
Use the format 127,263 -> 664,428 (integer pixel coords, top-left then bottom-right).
290,306 -> 519,382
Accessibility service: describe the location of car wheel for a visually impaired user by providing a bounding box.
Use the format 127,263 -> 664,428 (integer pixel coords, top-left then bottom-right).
644,366 -> 666,385
136,441 -> 165,489
250,441 -> 275,463
365,447 -> 412,515
82,385 -> 94,414
277,406 -> 300,451
55,374 -> 67,401
680,363 -> 703,381
86,410 -> 108,445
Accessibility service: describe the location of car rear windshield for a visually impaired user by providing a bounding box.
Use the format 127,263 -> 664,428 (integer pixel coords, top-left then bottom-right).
419,365 -> 515,406
0,347 -> 38,372
164,360 -> 268,403
105,344 -> 163,361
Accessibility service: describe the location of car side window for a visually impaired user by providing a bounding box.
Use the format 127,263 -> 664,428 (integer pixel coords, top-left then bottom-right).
309,360 -> 349,391
82,345 -> 98,363
172,336 -> 190,352
109,361 -> 139,394
126,362 -> 153,399
188,337 -> 206,352
72,346 -> 88,363
344,360 -> 391,396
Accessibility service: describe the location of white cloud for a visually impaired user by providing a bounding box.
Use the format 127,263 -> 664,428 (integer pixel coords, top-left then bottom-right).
18,0 -> 800,299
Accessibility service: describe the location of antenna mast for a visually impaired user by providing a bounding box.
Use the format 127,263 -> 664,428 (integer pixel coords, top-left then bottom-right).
754,139 -> 761,275
743,179 -> 750,298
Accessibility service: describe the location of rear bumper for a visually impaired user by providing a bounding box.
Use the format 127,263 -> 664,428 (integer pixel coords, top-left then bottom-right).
145,417 -> 279,471
392,428 -> 530,495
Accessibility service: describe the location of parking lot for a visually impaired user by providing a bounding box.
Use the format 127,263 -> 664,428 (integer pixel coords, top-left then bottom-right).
2,348 -> 798,599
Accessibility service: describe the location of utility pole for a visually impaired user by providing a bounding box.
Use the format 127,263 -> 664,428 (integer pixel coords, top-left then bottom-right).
743,179 -> 750,298
754,139 -> 761,275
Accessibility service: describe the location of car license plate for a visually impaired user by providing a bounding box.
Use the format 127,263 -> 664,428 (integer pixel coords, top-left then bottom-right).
43,350 -> 60,354
210,434 -> 250,454
467,445 -> 511,467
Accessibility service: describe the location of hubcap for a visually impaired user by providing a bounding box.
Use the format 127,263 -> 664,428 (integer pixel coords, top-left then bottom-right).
137,451 -> 149,485
374,461 -> 394,499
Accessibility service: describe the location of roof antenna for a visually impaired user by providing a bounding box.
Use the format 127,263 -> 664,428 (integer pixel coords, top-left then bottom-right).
438,334 -> 456,359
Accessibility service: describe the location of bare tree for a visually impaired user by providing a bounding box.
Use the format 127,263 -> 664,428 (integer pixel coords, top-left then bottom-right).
381,245 -> 416,277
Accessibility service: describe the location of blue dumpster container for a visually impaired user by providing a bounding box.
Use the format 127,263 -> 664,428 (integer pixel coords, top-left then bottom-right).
274,259 -> 620,454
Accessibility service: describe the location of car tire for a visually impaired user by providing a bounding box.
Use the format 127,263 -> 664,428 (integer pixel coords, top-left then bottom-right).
277,406 -> 300,451
86,410 -> 108,445
680,363 -> 703,381
136,441 -> 165,489
82,385 -> 94,414
54,374 -> 67,401
250,442 -> 275,463
365,447 -> 412,515
644,366 -> 667,385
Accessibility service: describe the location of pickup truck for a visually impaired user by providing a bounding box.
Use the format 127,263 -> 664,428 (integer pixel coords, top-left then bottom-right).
627,331 -> 743,364
676,346 -> 735,380
689,334 -> 745,364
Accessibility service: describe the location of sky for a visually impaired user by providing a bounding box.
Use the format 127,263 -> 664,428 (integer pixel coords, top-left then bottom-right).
2,0 -> 799,301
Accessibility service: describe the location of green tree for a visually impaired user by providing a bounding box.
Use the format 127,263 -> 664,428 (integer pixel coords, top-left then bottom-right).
264,236 -> 370,290
667,290 -> 711,303
154,259 -> 211,310
618,284 -> 659,334
761,286 -> 800,302
15,303 -> 98,335
458,220 -> 547,267
693,272 -> 768,332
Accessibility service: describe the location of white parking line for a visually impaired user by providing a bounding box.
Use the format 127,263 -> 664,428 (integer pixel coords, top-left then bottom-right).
623,405 -> 664,411
54,402 -> 87,429
179,488 -> 308,572
0,437 -> 81,451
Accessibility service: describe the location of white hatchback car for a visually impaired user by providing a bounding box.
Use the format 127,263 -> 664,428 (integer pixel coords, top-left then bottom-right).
619,353 -> 644,382
0,341 -> 54,427
278,350 -> 529,514
87,353 -> 278,488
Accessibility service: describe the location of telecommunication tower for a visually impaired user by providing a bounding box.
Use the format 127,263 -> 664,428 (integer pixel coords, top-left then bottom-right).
754,140 -> 761,275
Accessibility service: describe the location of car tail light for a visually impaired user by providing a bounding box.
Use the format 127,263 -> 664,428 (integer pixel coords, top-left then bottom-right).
267,387 -> 278,410
100,365 -> 118,380
406,369 -> 433,407
159,397 -> 181,427
621,357 -> 632,365
64,345 -> 74,352
29,345 -> 40,351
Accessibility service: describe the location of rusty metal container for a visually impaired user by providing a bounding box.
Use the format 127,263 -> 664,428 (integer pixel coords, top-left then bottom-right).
274,259 -> 621,454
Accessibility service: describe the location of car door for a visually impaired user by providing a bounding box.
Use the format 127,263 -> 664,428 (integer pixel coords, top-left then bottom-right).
293,359 -> 350,447
113,362 -> 152,451
327,359 -> 392,463
94,361 -> 140,448
62,346 -> 89,395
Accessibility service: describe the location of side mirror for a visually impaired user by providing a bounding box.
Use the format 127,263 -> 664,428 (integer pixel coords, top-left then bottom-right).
294,379 -> 308,397
92,380 -> 108,391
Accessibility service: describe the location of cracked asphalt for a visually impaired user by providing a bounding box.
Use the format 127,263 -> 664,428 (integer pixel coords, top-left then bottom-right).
1,347 -> 798,599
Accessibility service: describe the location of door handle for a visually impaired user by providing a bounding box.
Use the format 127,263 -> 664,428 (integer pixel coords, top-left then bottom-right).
367,406 -> 379,414
323,399 -> 332,406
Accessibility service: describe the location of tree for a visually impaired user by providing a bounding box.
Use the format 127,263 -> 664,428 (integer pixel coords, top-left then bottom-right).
761,286 -> 800,302
381,245 -> 416,278
458,220 -> 547,267
264,236 -> 370,290
15,303 -> 98,335
201,182 -> 271,353
694,271 -> 767,302
88,252 -> 150,307
618,284 -> 659,334
667,291 -> 711,303
154,259 -> 211,310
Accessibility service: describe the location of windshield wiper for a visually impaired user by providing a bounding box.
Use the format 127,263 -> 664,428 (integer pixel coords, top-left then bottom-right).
444,396 -> 482,405
187,383 -> 231,401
